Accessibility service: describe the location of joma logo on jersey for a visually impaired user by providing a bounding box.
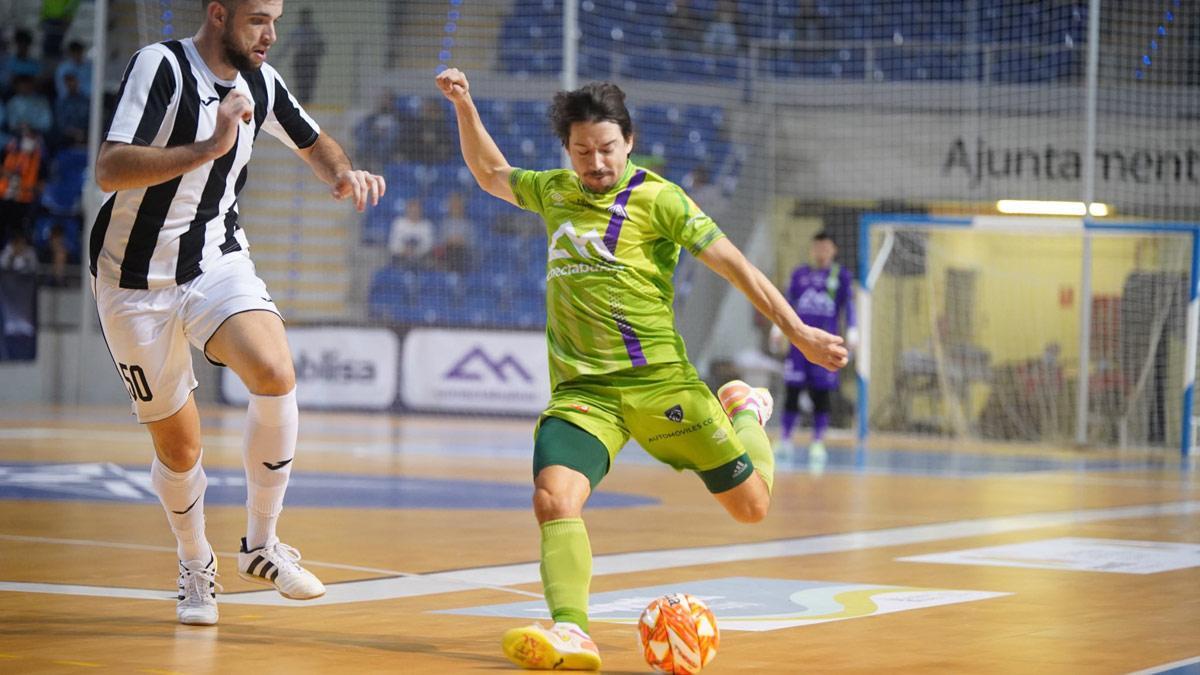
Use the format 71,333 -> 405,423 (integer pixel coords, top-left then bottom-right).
548,221 -> 617,263
444,347 -> 534,383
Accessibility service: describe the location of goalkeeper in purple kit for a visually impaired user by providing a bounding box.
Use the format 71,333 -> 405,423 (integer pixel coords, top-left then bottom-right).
437,66 -> 847,671
771,231 -> 857,461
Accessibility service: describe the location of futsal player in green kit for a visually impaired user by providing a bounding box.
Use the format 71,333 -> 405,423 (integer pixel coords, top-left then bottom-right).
436,68 -> 848,670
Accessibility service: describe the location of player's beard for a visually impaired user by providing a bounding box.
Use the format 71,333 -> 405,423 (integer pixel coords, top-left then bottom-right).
221,29 -> 258,72
584,171 -> 613,191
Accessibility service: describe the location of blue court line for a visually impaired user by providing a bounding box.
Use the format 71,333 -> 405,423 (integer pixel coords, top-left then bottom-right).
0,427 -> 1187,481
616,442 -> 1187,478
0,462 -> 657,510
1129,656 -> 1200,675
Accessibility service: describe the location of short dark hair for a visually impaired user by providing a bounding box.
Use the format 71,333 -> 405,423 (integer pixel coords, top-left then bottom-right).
199,0 -> 240,12
548,82 -> 633,147
813,231 -> 834,243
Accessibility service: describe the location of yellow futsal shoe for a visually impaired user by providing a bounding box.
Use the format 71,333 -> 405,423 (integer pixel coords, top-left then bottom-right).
717,379 -> 774,427
501,622 -> 601,670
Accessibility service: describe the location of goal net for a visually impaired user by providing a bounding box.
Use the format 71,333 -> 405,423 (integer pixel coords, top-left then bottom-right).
859,215 -> 1197,452
99,0 -> 1197,447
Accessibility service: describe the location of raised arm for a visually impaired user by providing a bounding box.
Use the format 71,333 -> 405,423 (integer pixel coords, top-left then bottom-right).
294,132 -> 386,212
95,91 -> 253,193
435,67 -> 518,207
698,237 -> 848,372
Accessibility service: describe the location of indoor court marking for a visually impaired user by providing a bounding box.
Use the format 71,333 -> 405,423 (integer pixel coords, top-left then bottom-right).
1,409 -> 1198,672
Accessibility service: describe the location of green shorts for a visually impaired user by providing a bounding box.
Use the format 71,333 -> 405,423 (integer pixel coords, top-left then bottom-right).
535,362 -> 748,489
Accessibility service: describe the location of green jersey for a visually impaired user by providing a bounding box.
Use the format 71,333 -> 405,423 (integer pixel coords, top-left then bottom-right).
510,162 -> 726,387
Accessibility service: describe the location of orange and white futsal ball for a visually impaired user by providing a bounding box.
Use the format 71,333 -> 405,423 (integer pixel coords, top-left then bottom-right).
636,593 -> 719,674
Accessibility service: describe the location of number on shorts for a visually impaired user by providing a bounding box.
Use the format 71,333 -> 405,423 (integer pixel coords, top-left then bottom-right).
119,363 -> 154,402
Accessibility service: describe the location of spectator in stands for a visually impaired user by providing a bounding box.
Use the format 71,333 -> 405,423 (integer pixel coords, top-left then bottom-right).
354,92 -> 402,174
54,71 -> 89,146
0,33 -> 7,94
55,40 -> 92,100
39,220 -> 70,286
41,0 -> 81,60
0,126 -> 46,237
388,197 -> 434,264
6,75 -> 54,137
703,0 -> 742,54
0,227 -> 38,274
686,165 -> 731,226
793,0 -> 825,42
0,99 -> 8,148
1,30 -> 42,94
399,98 -> 453,164
667,0 -> 705,52
281,8 -> 325,103
488,209 -> 543,273
433,191 -> 474,274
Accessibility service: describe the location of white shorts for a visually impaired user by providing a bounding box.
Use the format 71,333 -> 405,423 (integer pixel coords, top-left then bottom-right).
93,252 -> 281,423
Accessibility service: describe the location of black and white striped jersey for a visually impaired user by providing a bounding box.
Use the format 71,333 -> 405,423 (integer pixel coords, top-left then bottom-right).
90,37 -> 320,289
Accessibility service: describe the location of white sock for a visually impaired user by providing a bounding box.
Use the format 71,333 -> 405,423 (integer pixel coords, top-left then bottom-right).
150,453 -> 213,563
243,387 -> 298,550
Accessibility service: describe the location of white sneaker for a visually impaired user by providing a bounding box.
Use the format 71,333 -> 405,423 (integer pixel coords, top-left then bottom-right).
717,380 -> 774,426
501,622 -> 601,670
808,440 -> 828,475
237,537 -> 326,600
776,437 -> 796,461
177,555 -> 220,626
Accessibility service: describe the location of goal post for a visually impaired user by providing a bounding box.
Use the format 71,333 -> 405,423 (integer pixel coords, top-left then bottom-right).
858,214 -> 1199,456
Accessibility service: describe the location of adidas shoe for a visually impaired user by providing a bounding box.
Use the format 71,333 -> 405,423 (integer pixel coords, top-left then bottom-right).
177,555 -> 220,626
237,537 -> 326,600
501,622 -> 601,670
717,380 -> 774,426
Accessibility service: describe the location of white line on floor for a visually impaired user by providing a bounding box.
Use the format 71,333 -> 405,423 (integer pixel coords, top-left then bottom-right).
2,500 -> 1196,607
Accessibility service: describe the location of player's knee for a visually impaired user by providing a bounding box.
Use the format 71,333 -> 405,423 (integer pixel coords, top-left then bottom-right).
532,485 -> 585,522
732,495 -> 771,524
243,356 -> 296,395
725,484 -> 771,524
154,442 -> 202,472
810,388 -> 832,414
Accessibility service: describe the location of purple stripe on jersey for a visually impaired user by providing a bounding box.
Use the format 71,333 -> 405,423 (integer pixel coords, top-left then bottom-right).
602,170 -> 647,255
613,311 -> 648,367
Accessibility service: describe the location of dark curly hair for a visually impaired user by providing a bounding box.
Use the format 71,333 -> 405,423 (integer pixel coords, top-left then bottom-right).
548,82 -> 634,147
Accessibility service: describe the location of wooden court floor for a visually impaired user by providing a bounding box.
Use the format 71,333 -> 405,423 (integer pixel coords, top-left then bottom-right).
0,404 -> 1197,674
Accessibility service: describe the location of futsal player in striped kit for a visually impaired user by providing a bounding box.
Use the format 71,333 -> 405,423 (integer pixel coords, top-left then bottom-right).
91,0 -> 385,625
437,67 -> 848,670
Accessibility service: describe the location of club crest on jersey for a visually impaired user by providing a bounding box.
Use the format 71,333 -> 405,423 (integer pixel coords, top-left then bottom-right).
665,404 -> 684,423
548,221 -> 618,263
795,287 -> 837,317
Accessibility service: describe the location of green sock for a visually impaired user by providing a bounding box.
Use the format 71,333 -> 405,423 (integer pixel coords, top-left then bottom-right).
540,517 -> 591,631
733,411 -> 774,492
